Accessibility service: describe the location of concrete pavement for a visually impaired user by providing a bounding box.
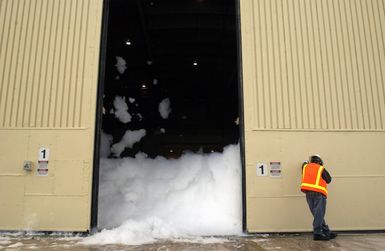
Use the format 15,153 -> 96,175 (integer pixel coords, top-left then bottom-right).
1,233 -> 384,250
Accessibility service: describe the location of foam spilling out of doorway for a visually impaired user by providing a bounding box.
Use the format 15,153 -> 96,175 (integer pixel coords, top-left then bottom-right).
83,144 -> 242,245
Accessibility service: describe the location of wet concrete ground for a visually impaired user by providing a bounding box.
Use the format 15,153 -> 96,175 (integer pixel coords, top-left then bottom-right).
1,233 -> 385,250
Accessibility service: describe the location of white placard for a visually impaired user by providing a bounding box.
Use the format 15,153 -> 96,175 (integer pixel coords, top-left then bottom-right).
256,163 -> 267,176
37,161 -> 48,176
38,147 -> 50,161
270,161 -> 282,177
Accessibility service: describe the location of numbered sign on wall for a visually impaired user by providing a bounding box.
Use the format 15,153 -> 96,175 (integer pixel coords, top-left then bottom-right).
38,147 -> 50,161
37,147 -> 50,176
270,161 -> 282,178
256,163 -> 267,176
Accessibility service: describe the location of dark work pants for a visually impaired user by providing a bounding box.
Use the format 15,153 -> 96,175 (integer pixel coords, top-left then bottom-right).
306,191 -> 329,234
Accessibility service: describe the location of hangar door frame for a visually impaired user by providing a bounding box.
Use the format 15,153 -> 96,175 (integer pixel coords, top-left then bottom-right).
90,0 -> 248,231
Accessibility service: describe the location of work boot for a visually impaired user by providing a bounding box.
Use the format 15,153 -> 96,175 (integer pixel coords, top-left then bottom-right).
313,227 -> 330,241
313,232 -> 330,241
327,231 -> 338,239
323,226 -> 337,239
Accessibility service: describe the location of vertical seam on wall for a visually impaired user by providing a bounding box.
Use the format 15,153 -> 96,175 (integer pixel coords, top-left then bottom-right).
45,0 -> 56,127
374,0 -> 385,129
27,0 -> 43,126
314,0 -> 329,129
280,0 -> 292,129
52,0 -> 65,128
275,0 -> 286,128
21,0 -> 37,127
0,0 -> 15,127
264,0 -> 272,128
60,0 -> 73,127
53,0 -> 68,127
358,0 -> 375,129
344,0 -> 359,129
326,0 -> 340,129
40,0 -> 54,127
79,0 -> 91,128
304,0 -> 316,129
73,0 -> 86,128
332,0 -> 346,129
339,0 -> 354,129
0,0 -> 11,120
352,0 -> 367,129
15,0 -> 31,127
309,0 -> 322,129
298,0 -> 309,129
319,0 -> 331,129
66,0 -> 79,127
250,0 -> 258,129
366,0 -> 383,129
349,0 -> 365,129
256,0 -> 265,129
34,0 -> 49,127
293,0 -> 304,129
320,0 -> 333,129
0,0 -> 9,61
270,0 -> 279,128
9,0 -> 25,127
286,0 -> 296,128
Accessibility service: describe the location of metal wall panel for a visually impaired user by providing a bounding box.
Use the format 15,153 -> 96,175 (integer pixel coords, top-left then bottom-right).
240,0 -> 385,232
0,0 -> 96,129
0,0 -> 102,231
242,0 -> 385,131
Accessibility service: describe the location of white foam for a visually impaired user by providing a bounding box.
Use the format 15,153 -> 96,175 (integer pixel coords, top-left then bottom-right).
113,96 -> 132,123
89,144 -> 242,245
159,98 -> 172,119
115,56 -> 127,74
110,129 -> 146,157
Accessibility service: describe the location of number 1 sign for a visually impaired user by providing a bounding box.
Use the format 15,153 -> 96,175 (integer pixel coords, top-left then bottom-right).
256,163 -> 267,176
38,147 -> 50,161
37,147 -> 50,176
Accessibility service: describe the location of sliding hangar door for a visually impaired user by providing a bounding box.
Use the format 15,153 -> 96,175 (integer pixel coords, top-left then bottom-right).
0,0 -> 103,231
240,0 -> 385,232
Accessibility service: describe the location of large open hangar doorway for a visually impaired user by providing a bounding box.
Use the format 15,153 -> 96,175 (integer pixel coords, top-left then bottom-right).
92,0 -> 243,235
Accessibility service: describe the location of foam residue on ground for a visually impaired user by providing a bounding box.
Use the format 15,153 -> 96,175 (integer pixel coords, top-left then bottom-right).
83,143 -> 242,245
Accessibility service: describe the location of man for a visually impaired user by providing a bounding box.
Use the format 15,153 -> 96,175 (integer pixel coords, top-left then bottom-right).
301,154 -> 337,241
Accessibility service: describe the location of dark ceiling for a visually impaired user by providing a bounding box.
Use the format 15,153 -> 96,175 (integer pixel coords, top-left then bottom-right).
102,0 -> 239,157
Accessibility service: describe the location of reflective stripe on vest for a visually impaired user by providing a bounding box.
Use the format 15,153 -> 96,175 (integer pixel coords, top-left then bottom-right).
301,163 -> 328,196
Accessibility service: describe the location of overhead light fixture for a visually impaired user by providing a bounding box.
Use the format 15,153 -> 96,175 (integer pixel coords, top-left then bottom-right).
125,39 -> 132,46
193,60 -> 198,66
141,83 -> 147,89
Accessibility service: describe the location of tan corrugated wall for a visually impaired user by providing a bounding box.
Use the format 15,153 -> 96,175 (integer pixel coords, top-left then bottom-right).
240,0 -> 385,232
0,0 -> 103,231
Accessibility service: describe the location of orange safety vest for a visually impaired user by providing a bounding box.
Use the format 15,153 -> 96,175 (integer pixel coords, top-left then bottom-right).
301,163 -> 328,197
